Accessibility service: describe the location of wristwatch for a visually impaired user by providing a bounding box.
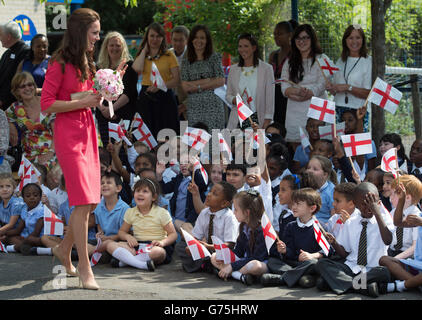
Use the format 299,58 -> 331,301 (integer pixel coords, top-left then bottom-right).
197,85 -> 202,93
348,85 -> 353,92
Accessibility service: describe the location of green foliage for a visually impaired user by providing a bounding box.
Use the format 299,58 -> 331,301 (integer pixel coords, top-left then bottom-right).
384,95 -> 414,135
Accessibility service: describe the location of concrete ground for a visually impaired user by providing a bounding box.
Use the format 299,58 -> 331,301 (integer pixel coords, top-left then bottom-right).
0,252 -> 420,301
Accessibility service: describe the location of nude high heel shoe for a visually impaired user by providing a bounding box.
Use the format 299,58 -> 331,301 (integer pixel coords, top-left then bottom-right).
76,268 -> 100,290
52,245 -> 78,277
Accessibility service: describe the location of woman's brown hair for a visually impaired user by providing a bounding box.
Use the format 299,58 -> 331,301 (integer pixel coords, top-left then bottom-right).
341,25 -> 368,61
136,22 -> 169,58
50,8 -> 100,82
11,72 -> 37,100
186,25 -> 214,64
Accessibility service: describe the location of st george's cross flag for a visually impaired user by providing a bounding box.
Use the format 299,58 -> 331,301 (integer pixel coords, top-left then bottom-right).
150,62 -> 167,92
181,228 -> 211,261
317,56 -> 340,77
192,157 -> 208,185
109,122 -> 132,146
90,237 -> 103,267
381,148 -> 399,178
313,218 -> 330,256
17,155 -> 41,192
340,132 -> 373,157
131,113 -> 157,149
182,127 -> 211,151
0,241 -> 7,253
244,129 -> 270,150
217,133 -> 233,161
43,206 -> 64,236
136,243 -> 152,261
241,87 -> 255,112
236,94 -> 253,125
299,127 -> 311,150
211,235 -> 239,264
307,97 -> 336,124
261,213 -> 277,253
367,77 -> 402,114
318,122 -> 346,141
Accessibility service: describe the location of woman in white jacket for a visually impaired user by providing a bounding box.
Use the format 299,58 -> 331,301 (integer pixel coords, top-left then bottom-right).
226,33 -> 274,130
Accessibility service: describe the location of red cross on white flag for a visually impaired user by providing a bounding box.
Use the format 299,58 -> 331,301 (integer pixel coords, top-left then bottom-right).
211,235 -> 239,264
150,62 -> 167,92
43,206 -> 64,236
307,97 -> 336,124
313,219 -> 330,256
136,243 -> 152,261
340,132 -> 373,157
261,213 -> 277,253
367,77 -> 402,114
192,158 -> 208,185
244,129 -> 270,150
131,113 -> 158,149
17,155 -> 41,192
217,133 -> 233,161
181,228 -> 211,261
318,122 -> 346,141
299,127 -> 311,149
381,148 -> 399,178
109,122 -> 133,146
90,237 -> 103,267
0,241 -> 7,253
241,87 -> 255,111
182,127 -> 211,151
236,94 -> 253,124
317,56 -> 340,77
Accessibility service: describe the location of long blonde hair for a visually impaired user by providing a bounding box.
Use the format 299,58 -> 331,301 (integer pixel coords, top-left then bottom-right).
97,31 -> 132,70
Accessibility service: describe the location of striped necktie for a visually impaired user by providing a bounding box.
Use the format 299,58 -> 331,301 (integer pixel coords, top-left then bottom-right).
207,214 -> 215,244
394,227 -> 404,250
357,220 -> 368,266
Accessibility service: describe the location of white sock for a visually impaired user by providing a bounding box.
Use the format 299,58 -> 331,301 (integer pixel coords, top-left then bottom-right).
6,245 -> 16,253
395,280 -> 406,292
387,283 -> 396,293
134,252 -> 151,262
231,271 -> 242,281
118,261 -> 128,267
112,247 -> 149,270
37,247 -> 52,255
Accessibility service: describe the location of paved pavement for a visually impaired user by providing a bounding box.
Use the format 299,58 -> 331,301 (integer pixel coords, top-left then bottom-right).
0,252 -> 420,302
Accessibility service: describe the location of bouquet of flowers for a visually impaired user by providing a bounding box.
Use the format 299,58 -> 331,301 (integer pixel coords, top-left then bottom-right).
93,69 -> 124,118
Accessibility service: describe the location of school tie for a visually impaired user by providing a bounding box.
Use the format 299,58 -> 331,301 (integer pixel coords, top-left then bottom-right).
207,214 -> 215,244
357,220 -> 368,266
394,227 -> 404,250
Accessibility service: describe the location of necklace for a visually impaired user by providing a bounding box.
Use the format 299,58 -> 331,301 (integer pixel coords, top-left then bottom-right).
343,56 -> 361,104
241,66 -> 256,77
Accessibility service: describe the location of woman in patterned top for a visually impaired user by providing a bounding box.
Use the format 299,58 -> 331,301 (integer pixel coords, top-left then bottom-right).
181,25 -> 225,131
7,72 -> 55,167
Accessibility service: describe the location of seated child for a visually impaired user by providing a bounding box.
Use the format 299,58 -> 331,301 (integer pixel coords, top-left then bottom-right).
408,139 -> 422,182
316,182 -> 394,297
327,182 -> 358,238
266,152 -> 290,207
382,172 -> 395,211
262,188 -> 330,288
127,141 -> 150,172
383,175 -> 421,258
137,168 -> 169,210
225,162 -> 247,193
106,178 -> 178,270
48,174 -> 68,214
177,181 -> 238,273
0,173 -> 25,244
33,163 -> 51,201
211,190 -> 268,286
379,180 -> 422,293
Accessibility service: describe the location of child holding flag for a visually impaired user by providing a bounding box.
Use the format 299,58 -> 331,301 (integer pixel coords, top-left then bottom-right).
212,190 -> 268,286
261,188 -> 329,288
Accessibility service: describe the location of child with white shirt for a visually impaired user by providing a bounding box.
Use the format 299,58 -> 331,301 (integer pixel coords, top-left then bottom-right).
48,174 -> 68,214
315,182 -> 394,297
177,181 -> 238,273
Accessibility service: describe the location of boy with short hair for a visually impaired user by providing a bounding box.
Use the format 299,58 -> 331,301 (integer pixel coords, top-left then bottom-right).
315,182 -> 395,297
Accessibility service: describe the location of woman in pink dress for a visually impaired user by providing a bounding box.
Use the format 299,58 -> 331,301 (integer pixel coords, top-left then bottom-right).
40,8 -> 103,290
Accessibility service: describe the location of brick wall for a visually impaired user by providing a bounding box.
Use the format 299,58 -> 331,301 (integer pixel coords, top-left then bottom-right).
0,0 -> 46,56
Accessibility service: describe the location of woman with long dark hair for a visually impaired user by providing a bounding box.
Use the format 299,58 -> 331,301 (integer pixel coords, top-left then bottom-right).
280,24 -> 327,150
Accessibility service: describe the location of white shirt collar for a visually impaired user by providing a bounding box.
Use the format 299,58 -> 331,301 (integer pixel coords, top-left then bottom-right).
296,217 -> 314,228
207,207 -> 229,218
412,164 -> 422,173
27,202 -> 43,216
319,181 -> 329,192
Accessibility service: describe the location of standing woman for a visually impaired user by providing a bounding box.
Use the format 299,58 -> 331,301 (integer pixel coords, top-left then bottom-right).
181,25 -> 225,131
41,8 -> 115,290
132,22 -> 180,139
226,33 -> 274,130
268,20 -> 298,137
326,25 -> 372,130
95,31 -> 136,146
281,24 -> 327,150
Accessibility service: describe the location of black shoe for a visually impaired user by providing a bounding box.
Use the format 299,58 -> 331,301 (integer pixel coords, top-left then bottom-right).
147,260 -> 155,272
20,243 -> 35,256
260,273 -> 285,287
299,275 -> 316,288
110,257 -> 120,268
378,282 -> 389,295
200,260 -> 214,274
316,277 -> 330,291
357,282 -> 379,298
240,274 -> 254,286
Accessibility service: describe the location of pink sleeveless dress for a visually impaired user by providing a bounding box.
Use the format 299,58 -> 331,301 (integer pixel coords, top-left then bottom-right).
41,61 -> 100,206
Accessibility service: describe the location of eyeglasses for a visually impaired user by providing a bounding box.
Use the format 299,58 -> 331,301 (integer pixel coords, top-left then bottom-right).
295,35 -> 311,42
18,82 -> 35,89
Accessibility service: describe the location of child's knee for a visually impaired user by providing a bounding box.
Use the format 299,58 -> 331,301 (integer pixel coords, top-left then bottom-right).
150,246 -> 166,263
379,255 -> 393,267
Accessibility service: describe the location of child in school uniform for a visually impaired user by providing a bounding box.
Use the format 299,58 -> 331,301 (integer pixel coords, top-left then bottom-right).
105,178 -> 177,270
261,188 -> 330,288
267,152 -> 291,207
382,172 -> 395,211
48,174 -> 68,214
177,181 -> 238,273
0,173 -> 25,245
5,183 -> 49,255
408,139 -> 422,182
327,182 -> 358,238
211,190 -> 269,286
379,175 -> 421,259
305,155 -> 337,227
379,181 -> 422,293
225,162 -> 248,193
315,182 -> 394,297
